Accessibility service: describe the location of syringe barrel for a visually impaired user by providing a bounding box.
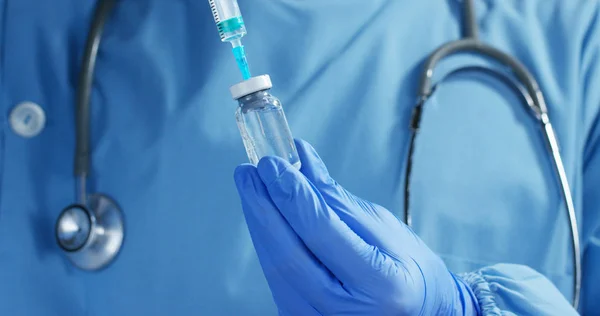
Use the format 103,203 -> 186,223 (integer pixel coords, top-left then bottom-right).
208,0 -> 247,42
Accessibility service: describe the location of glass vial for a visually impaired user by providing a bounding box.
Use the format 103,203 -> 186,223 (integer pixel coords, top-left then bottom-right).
230,75 -> 301,169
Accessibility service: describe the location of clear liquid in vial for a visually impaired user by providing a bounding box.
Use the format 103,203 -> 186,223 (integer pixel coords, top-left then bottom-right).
235,90 -> 300,169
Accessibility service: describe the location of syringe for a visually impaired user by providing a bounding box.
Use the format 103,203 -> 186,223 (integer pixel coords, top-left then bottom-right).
208,0 -> 251,80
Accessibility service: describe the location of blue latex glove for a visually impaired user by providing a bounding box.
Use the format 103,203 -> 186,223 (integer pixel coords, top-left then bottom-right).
234,139 -> 481,315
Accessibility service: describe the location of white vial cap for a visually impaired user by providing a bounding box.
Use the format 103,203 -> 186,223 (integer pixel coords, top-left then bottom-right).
230,75 -> 272,100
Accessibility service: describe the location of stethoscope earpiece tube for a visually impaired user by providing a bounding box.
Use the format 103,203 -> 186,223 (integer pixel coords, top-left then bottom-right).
541,117 -> 582,309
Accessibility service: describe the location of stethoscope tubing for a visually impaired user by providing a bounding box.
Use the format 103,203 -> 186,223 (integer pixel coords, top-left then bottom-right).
404,0 -> 581,309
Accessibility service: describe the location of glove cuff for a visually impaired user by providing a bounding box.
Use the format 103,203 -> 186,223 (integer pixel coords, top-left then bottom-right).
459,271 -> 502,316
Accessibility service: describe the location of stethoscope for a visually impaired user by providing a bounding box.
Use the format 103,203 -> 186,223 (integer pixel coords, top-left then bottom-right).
54,0 -> 123,271
404,0 -> 581,309
53,0 -> 581,310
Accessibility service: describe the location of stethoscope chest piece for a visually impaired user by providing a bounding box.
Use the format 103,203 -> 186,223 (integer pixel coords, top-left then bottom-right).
55,194 -> 124,271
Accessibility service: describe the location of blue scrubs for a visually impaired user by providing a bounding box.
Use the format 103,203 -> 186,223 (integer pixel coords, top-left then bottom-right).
0,0 -> 598,314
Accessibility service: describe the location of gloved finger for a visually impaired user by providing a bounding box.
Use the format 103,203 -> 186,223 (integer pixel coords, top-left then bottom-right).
294,139 -> 408,257
234,164 -> 348,312
256,157 -> 395,289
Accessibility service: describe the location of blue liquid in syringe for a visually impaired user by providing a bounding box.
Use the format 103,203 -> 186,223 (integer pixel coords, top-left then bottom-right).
232,45 -> 251,80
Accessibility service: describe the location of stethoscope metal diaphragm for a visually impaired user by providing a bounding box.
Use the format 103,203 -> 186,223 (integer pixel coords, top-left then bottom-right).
55,194 -> 124,271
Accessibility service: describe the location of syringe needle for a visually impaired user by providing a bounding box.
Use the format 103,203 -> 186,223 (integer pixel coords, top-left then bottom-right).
231,39 -> 251,80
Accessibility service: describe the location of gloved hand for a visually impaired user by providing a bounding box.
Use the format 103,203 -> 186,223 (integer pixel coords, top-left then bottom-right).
234,139 -> 480,315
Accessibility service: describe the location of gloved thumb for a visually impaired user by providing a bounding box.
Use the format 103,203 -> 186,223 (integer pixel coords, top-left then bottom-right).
255,156 -> 391,289
233,163 -> 350,312
294,139 -> 409,258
